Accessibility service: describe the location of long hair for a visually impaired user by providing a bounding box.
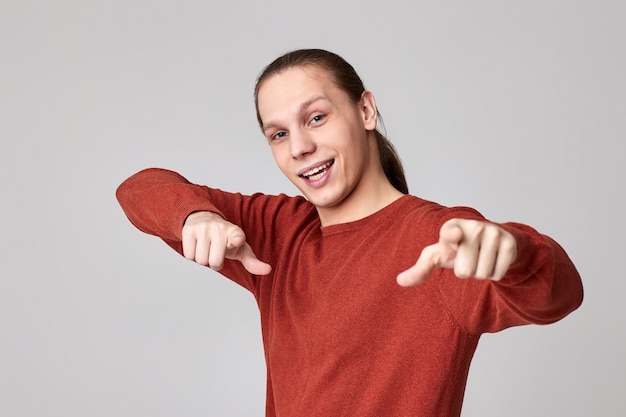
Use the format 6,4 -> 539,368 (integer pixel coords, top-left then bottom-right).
254,49 -> 409,194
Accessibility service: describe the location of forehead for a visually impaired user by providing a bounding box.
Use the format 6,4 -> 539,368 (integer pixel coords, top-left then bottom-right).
260,65 -> 335,96
257,66 -> 344,120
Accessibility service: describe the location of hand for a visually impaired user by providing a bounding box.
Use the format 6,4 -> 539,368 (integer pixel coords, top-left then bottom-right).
397,219 -> 517,287
182,211 -> 272,275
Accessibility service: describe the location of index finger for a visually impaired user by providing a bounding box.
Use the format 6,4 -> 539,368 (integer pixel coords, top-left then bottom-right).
397,242 -> 452,286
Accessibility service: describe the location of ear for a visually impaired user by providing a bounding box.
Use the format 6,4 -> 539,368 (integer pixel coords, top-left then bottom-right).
359,91 -> 378,131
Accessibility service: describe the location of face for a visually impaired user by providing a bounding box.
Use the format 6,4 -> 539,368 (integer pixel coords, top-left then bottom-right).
257,66 -> 384,222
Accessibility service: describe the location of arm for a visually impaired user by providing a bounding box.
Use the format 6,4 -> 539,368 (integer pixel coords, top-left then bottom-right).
116,168 -> 271,276
116,168 -> 219,241
398,216 -> 583,333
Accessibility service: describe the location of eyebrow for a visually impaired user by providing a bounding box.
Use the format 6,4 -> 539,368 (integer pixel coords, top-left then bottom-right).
262,95 -> 327,133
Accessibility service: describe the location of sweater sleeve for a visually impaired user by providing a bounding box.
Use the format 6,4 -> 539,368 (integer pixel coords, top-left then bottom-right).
115,168 -> 224,243
434,209 -> 583,335
115,167 -> 315,292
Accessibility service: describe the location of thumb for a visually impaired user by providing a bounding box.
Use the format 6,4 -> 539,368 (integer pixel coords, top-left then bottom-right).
226,229 -> 272,275
238,243 -> 272,275
439,221 -> 464,248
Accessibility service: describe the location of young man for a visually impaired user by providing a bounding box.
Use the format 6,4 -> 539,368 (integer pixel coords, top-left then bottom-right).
117,49 -> 583,416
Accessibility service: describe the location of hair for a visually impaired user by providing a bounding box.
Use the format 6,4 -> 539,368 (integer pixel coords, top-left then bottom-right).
253,49 -> 409,194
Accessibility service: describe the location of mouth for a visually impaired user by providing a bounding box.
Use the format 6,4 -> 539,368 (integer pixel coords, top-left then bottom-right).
299,160 -> 335,181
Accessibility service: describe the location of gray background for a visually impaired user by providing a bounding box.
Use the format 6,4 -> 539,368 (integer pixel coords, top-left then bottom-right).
1,1 -> 624,416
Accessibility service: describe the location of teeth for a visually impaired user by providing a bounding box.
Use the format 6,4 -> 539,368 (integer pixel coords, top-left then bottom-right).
301,161 -> 332,179
307,171 -> 326,181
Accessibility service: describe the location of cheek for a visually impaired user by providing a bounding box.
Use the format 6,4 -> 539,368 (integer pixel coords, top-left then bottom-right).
271,147 -> 291,175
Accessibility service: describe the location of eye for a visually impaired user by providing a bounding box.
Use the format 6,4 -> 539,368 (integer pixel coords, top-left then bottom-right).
310,114 -> 325,125
271,131 -> 288,141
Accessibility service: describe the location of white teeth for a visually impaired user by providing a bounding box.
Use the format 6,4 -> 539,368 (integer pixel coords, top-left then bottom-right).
301,161 -> 332,179
307,171 -> 326,181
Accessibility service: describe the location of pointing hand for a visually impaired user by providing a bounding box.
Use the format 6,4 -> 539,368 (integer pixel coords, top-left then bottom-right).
397,219 -> 517,287
182,211 -> 272,275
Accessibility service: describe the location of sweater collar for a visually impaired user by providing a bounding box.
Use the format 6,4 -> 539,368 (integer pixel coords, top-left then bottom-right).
320,194 -> 415,236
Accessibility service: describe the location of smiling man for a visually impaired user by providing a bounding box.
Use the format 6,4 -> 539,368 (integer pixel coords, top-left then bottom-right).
259,65 -> 402,227
117,48 -> 583,416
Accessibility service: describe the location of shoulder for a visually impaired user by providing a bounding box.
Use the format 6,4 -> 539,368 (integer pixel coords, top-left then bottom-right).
245,192 -> 317,219
398,195 -> 486,226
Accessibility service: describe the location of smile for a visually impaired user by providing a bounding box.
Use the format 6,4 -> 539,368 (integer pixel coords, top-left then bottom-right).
299,160 -> 335,181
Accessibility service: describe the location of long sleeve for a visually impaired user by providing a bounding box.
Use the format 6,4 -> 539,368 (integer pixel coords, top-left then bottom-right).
116,168 -> 222,243
115,167 -> 318,292
434,209 -> 583,335
494,222 -> 583,325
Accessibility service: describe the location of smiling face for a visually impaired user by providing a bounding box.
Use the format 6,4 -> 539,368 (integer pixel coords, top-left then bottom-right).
257,65 -> 401,226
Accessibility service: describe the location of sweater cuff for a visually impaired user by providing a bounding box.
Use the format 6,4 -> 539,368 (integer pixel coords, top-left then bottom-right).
169,198 -> 224,240
496,222 -> 551,287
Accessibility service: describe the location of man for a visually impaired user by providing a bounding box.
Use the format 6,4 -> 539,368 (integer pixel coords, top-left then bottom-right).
117,49 -> 583,416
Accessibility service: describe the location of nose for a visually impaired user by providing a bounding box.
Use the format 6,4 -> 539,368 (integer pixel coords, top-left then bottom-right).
290,129 -> 316,159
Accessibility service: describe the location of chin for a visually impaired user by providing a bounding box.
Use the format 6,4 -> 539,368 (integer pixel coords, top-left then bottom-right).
305,191 -> 348,210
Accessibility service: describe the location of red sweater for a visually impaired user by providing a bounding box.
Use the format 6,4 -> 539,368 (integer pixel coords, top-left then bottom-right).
116,168 -> 583,417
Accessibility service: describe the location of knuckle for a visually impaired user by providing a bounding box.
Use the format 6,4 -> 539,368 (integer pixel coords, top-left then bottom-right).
464,220 -> 486,241
210,219 -> 233,237
454,264 -> 474,279
501,235 -> 516,252
484,224 -> 501,239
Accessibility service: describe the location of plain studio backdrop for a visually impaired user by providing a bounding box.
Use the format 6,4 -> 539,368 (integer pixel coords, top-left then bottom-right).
1,1 -> 623,416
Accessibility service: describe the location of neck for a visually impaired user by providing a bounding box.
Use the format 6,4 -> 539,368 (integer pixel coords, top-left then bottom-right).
315,132 -> 405,227
317,178 -> 404,227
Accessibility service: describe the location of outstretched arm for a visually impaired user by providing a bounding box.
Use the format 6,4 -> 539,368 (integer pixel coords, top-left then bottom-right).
116,168 -> 271,276
398,214 -> 583,330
